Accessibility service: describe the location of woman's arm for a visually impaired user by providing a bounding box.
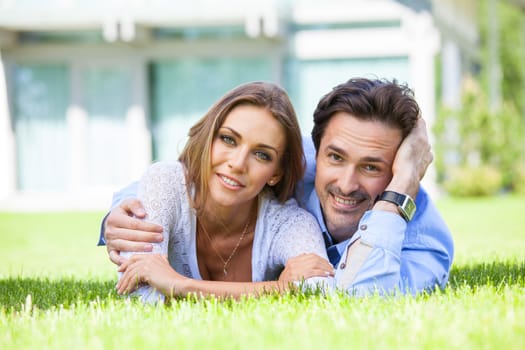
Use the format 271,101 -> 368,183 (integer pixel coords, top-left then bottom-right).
117,254 -> 293,299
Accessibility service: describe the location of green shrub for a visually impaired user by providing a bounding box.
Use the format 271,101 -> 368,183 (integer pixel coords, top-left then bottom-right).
444,165 -> 503,197
514,164 -> 525,194
434,76 -> 525,194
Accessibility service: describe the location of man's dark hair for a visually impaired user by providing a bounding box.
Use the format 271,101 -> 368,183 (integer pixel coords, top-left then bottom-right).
311,78 -> 420,152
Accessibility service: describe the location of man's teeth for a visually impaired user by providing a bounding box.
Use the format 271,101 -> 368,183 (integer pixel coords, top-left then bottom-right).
221,176 -> 240,186
334,196 -> 357,205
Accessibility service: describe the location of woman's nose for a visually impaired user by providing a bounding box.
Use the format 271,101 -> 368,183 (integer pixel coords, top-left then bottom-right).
228,147 -> 249,172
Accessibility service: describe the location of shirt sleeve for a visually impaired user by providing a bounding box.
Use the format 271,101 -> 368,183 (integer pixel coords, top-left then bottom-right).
97,181 -> 139,246
296,135 -> 317,207
335,187 -> 454,296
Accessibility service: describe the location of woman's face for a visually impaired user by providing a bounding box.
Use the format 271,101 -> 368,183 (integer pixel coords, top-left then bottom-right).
207,104 -> 285,210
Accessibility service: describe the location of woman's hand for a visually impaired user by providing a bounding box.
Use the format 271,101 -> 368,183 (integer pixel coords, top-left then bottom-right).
116,254 -> 187,297
279,253 -> 335,283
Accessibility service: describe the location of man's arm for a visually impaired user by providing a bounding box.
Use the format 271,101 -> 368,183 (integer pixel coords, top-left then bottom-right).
98,181 -> 140,245
99,181 -> 163,265
336,188 -> 453,295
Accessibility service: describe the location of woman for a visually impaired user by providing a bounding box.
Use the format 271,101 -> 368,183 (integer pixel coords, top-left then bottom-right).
116,82 -> 333,301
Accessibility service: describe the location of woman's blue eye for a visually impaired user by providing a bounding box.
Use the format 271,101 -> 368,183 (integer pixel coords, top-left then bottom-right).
255,151 -> 271,161
221,135 -> 235,145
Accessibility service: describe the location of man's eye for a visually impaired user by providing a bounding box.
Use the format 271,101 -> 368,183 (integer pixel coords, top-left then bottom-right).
362,164 -> 379,172
328,153 -> 342,161
255,151 -> 271,161
220,135 -> 235,145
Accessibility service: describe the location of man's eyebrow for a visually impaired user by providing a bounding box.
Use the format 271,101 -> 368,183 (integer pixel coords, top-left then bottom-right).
221,126 -> 280,154
326,145 -> 388,165
361,156 -> 389,165
326,144 -> 348,156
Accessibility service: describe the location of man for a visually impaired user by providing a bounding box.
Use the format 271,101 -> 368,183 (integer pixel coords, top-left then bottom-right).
100,78 -> 454,296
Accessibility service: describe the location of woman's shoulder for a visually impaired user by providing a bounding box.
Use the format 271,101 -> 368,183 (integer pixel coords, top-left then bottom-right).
142,161 -> 185,181
140,161 -> 187,193
145,160 -> 184,174
260,194 -> 318,227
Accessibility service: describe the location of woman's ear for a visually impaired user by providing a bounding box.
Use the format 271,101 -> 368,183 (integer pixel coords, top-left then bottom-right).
267,172 -> 283,186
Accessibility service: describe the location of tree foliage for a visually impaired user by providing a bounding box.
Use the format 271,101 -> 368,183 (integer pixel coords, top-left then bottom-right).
434,0 -> 525,196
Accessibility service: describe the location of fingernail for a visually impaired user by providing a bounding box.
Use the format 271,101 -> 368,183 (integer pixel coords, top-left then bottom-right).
156,234 -> 163,242
144,244 -> 153,252
137,208 -> 146,215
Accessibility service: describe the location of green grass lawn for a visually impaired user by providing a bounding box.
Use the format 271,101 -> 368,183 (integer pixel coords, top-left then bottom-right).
1,195 -> 524,349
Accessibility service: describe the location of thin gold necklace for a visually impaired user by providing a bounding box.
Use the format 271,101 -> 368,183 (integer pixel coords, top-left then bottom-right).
198,216 -> 251,277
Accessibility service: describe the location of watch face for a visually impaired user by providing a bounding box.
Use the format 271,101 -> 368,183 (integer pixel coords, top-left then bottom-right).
378,191 -> 416,222
402,196 -> 416,221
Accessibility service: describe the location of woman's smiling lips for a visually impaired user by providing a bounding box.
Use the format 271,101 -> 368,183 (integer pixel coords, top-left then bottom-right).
217,173 -> 244,188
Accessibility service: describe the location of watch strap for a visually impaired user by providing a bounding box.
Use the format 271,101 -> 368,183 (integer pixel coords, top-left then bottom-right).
377,190 -> 416,222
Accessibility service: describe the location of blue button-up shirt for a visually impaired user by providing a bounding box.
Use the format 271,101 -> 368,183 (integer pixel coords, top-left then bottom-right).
300,136 -> 454,295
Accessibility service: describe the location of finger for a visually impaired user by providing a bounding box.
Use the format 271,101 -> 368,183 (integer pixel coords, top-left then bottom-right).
299,254 -> 334,270
118,273 -> 135,295
292,257 -> 334,277
297,267 -> 334,280
316,259 -> 336,272
109,250 -> 125,266
116,270 -> 129,294
107,213 -> 163,235
118,264 -> 140,294
107,236 -> 156,253
311,268 -> 336,278
121,198 -> 147,219
117,256 -> 134,273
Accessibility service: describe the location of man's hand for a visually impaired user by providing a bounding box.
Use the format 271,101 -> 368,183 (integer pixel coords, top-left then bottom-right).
387,118 -> 433,199
104,198 -> 164,266
278,253 -> 335,283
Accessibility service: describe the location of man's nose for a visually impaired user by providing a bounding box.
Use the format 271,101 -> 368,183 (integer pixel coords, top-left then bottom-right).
338,166 -> 360,194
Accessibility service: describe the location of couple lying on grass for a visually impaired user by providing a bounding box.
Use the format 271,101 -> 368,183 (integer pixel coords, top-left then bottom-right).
99,78 -> 454,302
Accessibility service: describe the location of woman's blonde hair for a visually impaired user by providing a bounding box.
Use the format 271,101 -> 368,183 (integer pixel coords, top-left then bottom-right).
179,81 -> 304,212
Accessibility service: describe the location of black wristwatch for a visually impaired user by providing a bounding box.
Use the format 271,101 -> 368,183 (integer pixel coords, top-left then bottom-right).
377,191 -> 416,222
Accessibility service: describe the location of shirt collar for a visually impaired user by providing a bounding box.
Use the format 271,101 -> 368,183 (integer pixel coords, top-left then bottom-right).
305,188 -> 334,247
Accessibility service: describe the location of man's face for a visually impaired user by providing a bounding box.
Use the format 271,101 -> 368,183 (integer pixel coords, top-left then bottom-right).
314,112 -> 402,242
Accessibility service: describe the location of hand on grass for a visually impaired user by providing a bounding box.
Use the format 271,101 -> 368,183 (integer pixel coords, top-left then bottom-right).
104,198 -> 164,265
278,253 -> 335,283
116,254 -> 187,297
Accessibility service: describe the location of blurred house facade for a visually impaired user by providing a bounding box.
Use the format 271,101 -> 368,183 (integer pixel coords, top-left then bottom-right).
0,0 -> 477,210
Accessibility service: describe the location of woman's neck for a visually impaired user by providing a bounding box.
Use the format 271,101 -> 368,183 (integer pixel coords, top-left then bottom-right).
199,200 -> 257,237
